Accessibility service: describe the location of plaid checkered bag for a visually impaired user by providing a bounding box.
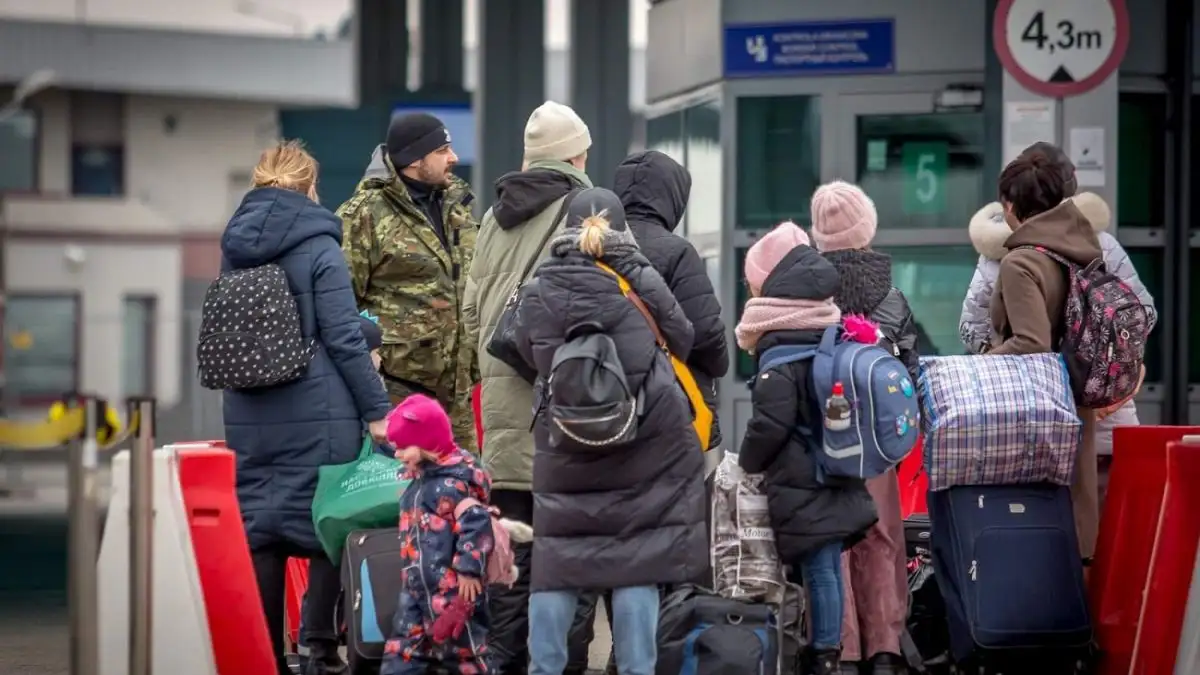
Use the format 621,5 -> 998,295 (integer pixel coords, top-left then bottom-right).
918,353 -> 1082,491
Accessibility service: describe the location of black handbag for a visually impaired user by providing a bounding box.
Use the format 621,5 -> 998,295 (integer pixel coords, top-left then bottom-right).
486,188 -> 581,382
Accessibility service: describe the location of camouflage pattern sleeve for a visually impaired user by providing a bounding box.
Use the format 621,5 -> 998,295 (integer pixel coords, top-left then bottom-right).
337,193 -> 379,303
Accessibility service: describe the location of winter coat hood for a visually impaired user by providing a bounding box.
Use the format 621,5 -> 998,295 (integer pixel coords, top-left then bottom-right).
492,160 -> 591,230
969,192 -> 1111,261
1003,199 -> 1103,267
222,187 -> 343,269
612,150 -> 691,232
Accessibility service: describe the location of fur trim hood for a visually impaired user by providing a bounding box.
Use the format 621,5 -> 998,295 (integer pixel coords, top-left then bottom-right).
968,192 -> 1112,261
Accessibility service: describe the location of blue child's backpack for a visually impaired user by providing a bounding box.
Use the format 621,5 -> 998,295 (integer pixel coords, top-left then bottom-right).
757,324 -> 919,480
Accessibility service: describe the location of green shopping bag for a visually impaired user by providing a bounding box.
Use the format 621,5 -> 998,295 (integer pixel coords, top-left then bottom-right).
312,437 -> 410,561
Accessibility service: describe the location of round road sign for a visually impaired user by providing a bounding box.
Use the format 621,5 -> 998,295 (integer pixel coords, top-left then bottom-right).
994,0 -> 1129,98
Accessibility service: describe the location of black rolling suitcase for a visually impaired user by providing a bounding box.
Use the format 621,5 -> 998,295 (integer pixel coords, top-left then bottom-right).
342,528 -> 405,675
928,483 -> 1094,672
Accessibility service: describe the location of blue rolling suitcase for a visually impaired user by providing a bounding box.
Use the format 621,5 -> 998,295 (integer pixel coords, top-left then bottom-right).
928,483 -> 1094,671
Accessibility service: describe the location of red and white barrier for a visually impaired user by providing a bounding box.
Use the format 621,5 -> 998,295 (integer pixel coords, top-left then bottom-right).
96,442 -> 274,675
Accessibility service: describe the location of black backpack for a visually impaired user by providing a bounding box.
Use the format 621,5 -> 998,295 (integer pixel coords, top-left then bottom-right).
197,264 -> 314,390
546,332 -> 639,449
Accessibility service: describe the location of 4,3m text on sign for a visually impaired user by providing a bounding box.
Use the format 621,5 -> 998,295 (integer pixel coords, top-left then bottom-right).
993,0 -> 1129,98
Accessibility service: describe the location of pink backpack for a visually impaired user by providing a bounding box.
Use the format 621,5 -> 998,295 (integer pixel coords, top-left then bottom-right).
454,498 -> 518,588
1018,246 -> 1150,409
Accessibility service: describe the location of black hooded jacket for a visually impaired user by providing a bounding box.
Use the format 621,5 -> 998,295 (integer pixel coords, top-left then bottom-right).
739,245 -> 877,561
511,198 -> 707,592
491,167 -> 585,231
821,249 -> 921,384
614,151 -> 730,449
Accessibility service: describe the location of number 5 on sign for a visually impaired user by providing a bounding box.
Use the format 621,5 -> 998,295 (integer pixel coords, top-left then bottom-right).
902,142 -> 948,215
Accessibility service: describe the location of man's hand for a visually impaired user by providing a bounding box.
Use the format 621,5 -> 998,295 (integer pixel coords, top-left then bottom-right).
368,418 -> 389,445
458,575 -> 483,603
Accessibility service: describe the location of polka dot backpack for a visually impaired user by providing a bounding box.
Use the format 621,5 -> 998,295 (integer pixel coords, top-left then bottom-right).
197,264 -> 315,390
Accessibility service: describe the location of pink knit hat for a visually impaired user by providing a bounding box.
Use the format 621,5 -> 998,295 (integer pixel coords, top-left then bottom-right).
810,181 -> 878,252
744,221 -> 810,296
386,394 -> 457,458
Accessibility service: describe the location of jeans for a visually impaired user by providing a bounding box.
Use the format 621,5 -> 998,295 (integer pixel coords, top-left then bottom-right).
799,543 -> 845,651
251,545 -> 342,675
529,586 -> 659,675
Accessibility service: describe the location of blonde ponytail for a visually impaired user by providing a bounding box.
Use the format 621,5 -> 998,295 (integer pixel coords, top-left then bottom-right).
577,212 -> 610,258
251,139 -> 319,201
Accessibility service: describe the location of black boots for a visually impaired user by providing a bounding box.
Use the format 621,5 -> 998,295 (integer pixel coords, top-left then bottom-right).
304,640 -> 347,675
805,647 -> 842,675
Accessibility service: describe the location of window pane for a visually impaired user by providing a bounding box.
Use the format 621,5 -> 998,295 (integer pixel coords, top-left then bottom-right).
684,100 -> 722,238
736,96 -> 820,230
1124,248 -> 1164,382
1118,94 -> 1166,228
122,297 -> 155,397
0,110 -> 38,192
647,111 -> 685,233
72,144 -> 125,196
879,246 -> 979,356
856,112 -> 985,229
5,296 -> 78,399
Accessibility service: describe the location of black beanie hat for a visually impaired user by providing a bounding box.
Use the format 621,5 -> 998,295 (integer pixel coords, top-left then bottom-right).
386,113 -> 450,168
565,187 -> 628,231
357,315 -> 383,351
1022,141 -> 1078,198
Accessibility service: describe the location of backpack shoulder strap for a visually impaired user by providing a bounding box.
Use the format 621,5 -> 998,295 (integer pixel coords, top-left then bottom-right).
757,345 -> 817,373
1012,244 -> 1074,269
454,497 -> 484,520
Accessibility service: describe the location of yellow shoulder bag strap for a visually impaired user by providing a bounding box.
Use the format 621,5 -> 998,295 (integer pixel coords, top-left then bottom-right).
595,262 -> 713,451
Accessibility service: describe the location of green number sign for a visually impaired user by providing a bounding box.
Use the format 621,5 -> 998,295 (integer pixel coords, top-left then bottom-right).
902,142 -> 948,215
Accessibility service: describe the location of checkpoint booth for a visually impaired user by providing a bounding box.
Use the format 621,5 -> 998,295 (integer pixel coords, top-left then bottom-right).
641,0 -> 1200,448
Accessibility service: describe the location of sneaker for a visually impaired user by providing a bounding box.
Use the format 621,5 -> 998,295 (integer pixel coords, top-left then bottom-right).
807,648 -> 841,675
869,652 -> 907,675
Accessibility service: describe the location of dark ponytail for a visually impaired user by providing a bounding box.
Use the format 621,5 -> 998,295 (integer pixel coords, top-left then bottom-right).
998,151 -> 1066,223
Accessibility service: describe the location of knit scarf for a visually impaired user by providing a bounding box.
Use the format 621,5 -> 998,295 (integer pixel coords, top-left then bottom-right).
735,297 -> 842,352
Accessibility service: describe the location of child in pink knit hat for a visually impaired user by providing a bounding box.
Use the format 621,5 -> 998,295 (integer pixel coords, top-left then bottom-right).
809,180 -> 920,674
735,220 -> 878,675
382,394 -> 497,675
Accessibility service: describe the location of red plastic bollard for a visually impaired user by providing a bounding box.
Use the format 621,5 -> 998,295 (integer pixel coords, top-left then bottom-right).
473,384 -> 483,449
1091,426 -> 1200,675
1129,439 -> 1200,675
285,558 -> 311,649
175,443 -> 276,675
897,435 -> 928,519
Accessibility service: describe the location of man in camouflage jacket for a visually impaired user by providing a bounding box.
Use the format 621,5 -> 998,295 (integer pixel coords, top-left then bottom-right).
337,113 -> 480,452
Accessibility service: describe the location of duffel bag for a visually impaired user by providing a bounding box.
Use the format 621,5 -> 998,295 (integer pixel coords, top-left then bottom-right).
918,353 -> 1081,491
656,585 -> 779,675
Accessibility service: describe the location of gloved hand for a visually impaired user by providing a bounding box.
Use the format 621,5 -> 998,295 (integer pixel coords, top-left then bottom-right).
431,595 -> 473,644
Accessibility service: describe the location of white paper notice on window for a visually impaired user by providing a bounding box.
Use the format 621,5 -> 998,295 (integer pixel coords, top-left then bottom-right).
1068,127 -> 1106,188
1004,101 -> 1056,165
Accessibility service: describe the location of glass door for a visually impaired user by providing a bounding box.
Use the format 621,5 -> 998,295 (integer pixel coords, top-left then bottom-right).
835,93 -> 987,357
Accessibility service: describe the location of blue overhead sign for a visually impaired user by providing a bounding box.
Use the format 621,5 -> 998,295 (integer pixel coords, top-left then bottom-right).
724,19 -> 895,78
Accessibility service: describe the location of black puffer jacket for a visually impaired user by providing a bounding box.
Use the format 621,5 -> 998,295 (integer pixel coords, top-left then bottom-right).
821,249 -> 921,384
614,151 -> 730,449
513,230 -> 707,592
739,246 -> 877,561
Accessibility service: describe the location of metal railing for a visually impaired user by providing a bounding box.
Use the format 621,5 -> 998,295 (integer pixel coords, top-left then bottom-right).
0,395 -> 156,675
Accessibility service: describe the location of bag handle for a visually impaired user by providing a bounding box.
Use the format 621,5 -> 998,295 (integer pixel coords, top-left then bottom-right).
595,262 -> 668,350
517,188 -> 583,285
358,436 -> 376,460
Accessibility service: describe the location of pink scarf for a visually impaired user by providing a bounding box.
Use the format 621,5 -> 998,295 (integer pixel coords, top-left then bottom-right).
735,297 -> 842,352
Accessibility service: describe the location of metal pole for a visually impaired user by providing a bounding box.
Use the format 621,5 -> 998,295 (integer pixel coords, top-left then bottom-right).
68,396 -> 100,675
128,399 -> 156,675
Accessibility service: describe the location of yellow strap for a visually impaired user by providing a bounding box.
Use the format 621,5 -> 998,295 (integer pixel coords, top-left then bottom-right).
595,262 -> 631,294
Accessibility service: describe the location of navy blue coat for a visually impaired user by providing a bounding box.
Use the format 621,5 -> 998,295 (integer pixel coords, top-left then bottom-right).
220,187 -> 392,553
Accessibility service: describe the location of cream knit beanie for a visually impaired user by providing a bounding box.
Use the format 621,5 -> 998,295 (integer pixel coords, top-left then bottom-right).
523,101 -> 592,163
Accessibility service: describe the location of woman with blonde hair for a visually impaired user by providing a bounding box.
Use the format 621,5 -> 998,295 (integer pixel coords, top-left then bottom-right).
508,187 -> 705,675
220,140 -> 391,675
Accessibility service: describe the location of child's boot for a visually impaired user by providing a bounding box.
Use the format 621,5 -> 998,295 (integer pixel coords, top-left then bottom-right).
805,647 -> 842,675
305,639 -> 347,675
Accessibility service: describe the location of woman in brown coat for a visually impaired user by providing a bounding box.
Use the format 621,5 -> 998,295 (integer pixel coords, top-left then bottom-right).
989,150 -> 1102,562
